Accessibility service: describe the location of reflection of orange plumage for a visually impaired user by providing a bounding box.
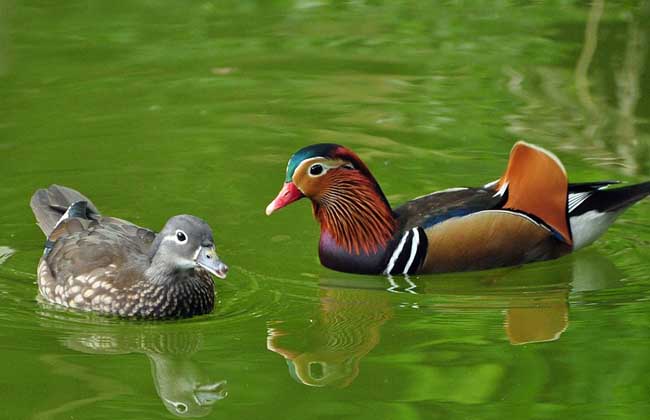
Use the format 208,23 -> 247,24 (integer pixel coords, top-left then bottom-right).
505,292 -> 569,345
267,287 -> 392,388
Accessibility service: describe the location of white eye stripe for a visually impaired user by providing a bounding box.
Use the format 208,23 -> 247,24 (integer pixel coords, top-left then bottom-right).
161,230 -> 189,245
160,235 -> 178,244
322,162 -> 351,170
294,156 -> 356,180
306,160 -> 354,178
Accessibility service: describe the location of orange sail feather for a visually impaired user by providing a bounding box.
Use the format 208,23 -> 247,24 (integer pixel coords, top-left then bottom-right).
497,141 -> 572,245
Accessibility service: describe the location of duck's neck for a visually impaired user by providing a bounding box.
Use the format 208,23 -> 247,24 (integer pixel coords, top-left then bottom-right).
313,172 -> 397,272
142,262 -> 214,318
145,260 -> 186,285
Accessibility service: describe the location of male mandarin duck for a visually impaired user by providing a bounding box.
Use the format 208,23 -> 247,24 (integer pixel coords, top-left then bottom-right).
266,142 -> 650,275
30,185 -> 228,318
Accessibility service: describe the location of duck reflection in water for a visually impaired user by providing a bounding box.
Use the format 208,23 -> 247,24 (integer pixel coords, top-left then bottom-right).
268,250 -> 622,387
267,286 -> 392,388
405,249 -> 622,345
501,250 -> 620,345
59,328 -> 226,417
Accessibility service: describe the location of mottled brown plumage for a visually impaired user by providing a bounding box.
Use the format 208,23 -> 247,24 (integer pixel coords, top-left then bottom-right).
32,185 -> 228,319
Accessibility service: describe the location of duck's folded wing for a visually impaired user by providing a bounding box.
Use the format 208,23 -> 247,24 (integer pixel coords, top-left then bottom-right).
394,187 -> 504,230
419,210 -> 571,272
96,217 -> 157,252
398,142 -> 573,244
44,220 -> 154,286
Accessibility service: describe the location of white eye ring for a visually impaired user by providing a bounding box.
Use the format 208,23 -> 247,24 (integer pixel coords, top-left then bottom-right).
308,163 -> 325,177
175,230 -> 188,244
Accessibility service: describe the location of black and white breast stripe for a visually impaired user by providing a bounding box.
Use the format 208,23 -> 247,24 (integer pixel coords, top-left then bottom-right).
383,227 -> 428,275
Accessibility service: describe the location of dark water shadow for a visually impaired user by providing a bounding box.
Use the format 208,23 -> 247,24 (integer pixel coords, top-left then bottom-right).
268,250 -> 623,388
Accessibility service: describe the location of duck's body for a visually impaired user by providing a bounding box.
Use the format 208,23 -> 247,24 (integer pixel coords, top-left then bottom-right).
31,185 -> 228,318
267,142 -> 650,275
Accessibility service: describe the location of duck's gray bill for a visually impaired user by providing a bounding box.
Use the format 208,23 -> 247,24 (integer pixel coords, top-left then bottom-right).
196,247 -> 228,279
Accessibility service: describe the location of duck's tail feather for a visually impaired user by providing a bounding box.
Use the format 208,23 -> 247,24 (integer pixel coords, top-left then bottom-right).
569,181 -> 650,215
569,181 -> 650,250
30,185 -> 100,237
568,180 -> 620,193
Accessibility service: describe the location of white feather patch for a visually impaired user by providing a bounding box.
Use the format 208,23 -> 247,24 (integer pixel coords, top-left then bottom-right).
384,231 -> 411,275
493,182 -> 509,197
568,192 -> 592,213
483,179 -> 500,188
570,210 -> 621,250
402,228 -> 420,274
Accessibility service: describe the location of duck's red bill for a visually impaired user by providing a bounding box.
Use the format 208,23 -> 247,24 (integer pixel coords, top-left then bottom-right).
266,182 -> 304,215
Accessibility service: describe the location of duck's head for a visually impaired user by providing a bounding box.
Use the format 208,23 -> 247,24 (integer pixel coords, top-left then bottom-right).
150,215 -> 228,279
266,143 -> 384,215
266,144 -> 395,255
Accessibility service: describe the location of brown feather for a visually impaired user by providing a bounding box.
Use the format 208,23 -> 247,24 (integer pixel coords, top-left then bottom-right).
421,210 -> 571,272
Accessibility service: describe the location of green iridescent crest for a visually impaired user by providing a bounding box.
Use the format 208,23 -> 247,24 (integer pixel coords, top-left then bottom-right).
284,143 -> 341,182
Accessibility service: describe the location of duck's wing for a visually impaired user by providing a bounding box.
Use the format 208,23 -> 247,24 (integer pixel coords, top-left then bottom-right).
94,217 -> 157,253
396,142 -> 572,241
394,187 -> 504,230
385,188 -> 506,274
386,142 -> 574,274
43,217 -> 156,288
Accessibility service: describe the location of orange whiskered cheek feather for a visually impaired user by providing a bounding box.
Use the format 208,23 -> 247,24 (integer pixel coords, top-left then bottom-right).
314,171 -> 396,255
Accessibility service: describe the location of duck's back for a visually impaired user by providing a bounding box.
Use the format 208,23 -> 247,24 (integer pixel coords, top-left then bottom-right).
38,216 -> 157,310
393,187 -> 503,231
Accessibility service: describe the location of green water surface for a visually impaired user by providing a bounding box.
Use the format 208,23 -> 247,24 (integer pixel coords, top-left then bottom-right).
1,1 -> 650,419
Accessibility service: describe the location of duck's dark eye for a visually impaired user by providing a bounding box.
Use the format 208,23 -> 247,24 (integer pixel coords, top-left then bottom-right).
309,164 -> 324,176
176,230 -> 187,243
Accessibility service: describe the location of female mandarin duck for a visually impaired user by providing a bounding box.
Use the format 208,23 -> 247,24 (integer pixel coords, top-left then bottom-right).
30,185 -> 228,318
266,142 -> 650,275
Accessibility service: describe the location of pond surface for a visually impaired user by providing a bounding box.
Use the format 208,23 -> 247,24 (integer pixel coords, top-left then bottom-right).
1,1 -> 650,419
